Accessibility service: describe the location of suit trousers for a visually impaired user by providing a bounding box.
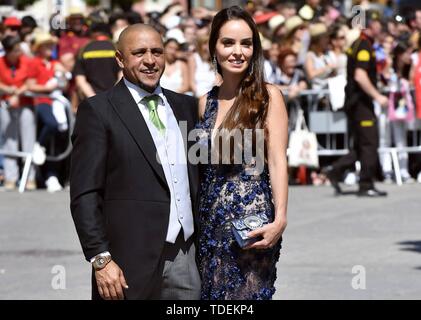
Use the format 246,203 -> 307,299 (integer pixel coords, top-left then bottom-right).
331,101 -> 379,190
146,232 -> 201,300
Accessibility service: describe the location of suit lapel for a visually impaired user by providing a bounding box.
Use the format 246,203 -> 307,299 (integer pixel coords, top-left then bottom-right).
108,80 -> 167,188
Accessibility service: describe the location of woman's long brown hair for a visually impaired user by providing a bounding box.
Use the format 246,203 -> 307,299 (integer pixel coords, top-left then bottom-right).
209,6 -> 270,133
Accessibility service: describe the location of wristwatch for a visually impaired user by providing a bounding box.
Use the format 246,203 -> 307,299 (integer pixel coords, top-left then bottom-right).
91,252 -> 112,271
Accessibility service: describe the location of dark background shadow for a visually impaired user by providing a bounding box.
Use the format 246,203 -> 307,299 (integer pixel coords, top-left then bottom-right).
398,240 -> 421,254
397,240 -> 421,270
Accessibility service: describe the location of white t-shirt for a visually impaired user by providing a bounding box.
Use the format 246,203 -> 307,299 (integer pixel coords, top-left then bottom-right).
306,51 -> 335,90
327,50 -> 347,78
193,53 -> 216,97
411,52 -> 419,68
160,61 -> 184,93
264,59 -> 282,84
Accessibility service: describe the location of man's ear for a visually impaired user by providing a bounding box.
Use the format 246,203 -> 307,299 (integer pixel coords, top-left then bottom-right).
115,50 -> 125,69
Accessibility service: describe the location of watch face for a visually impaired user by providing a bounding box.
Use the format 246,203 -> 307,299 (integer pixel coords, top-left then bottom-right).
93,255 -> 111,270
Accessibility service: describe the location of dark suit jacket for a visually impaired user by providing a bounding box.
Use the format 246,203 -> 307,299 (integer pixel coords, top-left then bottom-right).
70,79 -> 199,299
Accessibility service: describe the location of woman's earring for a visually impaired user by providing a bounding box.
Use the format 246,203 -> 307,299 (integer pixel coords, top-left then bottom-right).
248,63 -> 254,77
212,56 -> 218,74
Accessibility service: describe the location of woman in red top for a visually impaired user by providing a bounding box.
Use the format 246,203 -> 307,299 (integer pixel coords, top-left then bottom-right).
0,35 -> 36,190
27,33 -> 68,192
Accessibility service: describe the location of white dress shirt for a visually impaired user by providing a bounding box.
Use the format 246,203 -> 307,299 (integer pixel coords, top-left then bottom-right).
124,78 -> 194,243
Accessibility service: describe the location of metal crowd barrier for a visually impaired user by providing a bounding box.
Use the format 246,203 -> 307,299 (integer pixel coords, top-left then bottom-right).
0,92 -> 74,193
2,88 -> 420,189
284,88 -> 349,155
283,88 -> 421,186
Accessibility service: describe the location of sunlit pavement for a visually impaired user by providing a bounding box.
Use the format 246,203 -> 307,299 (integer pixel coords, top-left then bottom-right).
1,183 -> 420,300
275,183 -> 421,300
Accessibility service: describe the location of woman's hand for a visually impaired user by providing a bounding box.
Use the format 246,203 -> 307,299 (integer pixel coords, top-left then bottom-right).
14,84 -> 28,97
244,218 -> 287,250
288,85 -> 300,99
327,61 -> 337,70
4,85 -> 17,95
45,79 -> 59,92
7,95 -> 20,108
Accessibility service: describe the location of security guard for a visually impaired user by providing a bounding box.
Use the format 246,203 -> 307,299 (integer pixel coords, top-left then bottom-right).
325,11 -> 389,197
73,22 -> 120,99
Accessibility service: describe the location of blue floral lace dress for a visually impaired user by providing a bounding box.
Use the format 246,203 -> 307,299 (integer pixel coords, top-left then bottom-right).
196,87 -> 282,300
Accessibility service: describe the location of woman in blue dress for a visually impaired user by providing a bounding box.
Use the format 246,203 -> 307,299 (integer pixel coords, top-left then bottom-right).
196,6 -> 289,300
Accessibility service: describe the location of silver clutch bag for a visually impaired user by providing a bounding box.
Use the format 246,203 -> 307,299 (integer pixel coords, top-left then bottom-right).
231,212 -> 269,248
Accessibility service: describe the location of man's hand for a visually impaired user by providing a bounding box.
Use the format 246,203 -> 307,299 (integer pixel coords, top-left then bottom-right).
95,260 -> 128,300
375,94 -> 389,108
355,68 -> 388,107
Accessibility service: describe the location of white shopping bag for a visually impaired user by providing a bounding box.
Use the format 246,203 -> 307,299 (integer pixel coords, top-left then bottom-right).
328,74 -> 346,111
288,109 -> 319,168
50,91 -> 69,132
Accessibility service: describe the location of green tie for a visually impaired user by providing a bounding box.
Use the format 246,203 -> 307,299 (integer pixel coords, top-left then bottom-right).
143,95 -> 165,135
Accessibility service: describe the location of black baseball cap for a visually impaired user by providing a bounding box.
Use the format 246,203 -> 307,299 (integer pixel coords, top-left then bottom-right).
366,10 -> 382,24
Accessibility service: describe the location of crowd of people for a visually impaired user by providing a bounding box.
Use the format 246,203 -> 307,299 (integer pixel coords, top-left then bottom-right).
1,0 -> 421,192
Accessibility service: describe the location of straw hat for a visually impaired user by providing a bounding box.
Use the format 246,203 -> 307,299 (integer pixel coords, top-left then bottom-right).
309,23 -> 328,38
32,32 -> 57,51
285,16 -> 305,35
268,14 -> 285,31
298,4 -> 315,21
144,0 -> 171,13
67,7 -> 85,19
260,35 -> 272,51
165,28 -> 186,44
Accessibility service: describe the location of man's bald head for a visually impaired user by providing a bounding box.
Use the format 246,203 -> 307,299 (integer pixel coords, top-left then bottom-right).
117,24 -> 163,51
115,23 -> 166,93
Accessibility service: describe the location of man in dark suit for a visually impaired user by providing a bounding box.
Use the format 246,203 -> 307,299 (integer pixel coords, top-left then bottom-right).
70,24 -> 201,300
